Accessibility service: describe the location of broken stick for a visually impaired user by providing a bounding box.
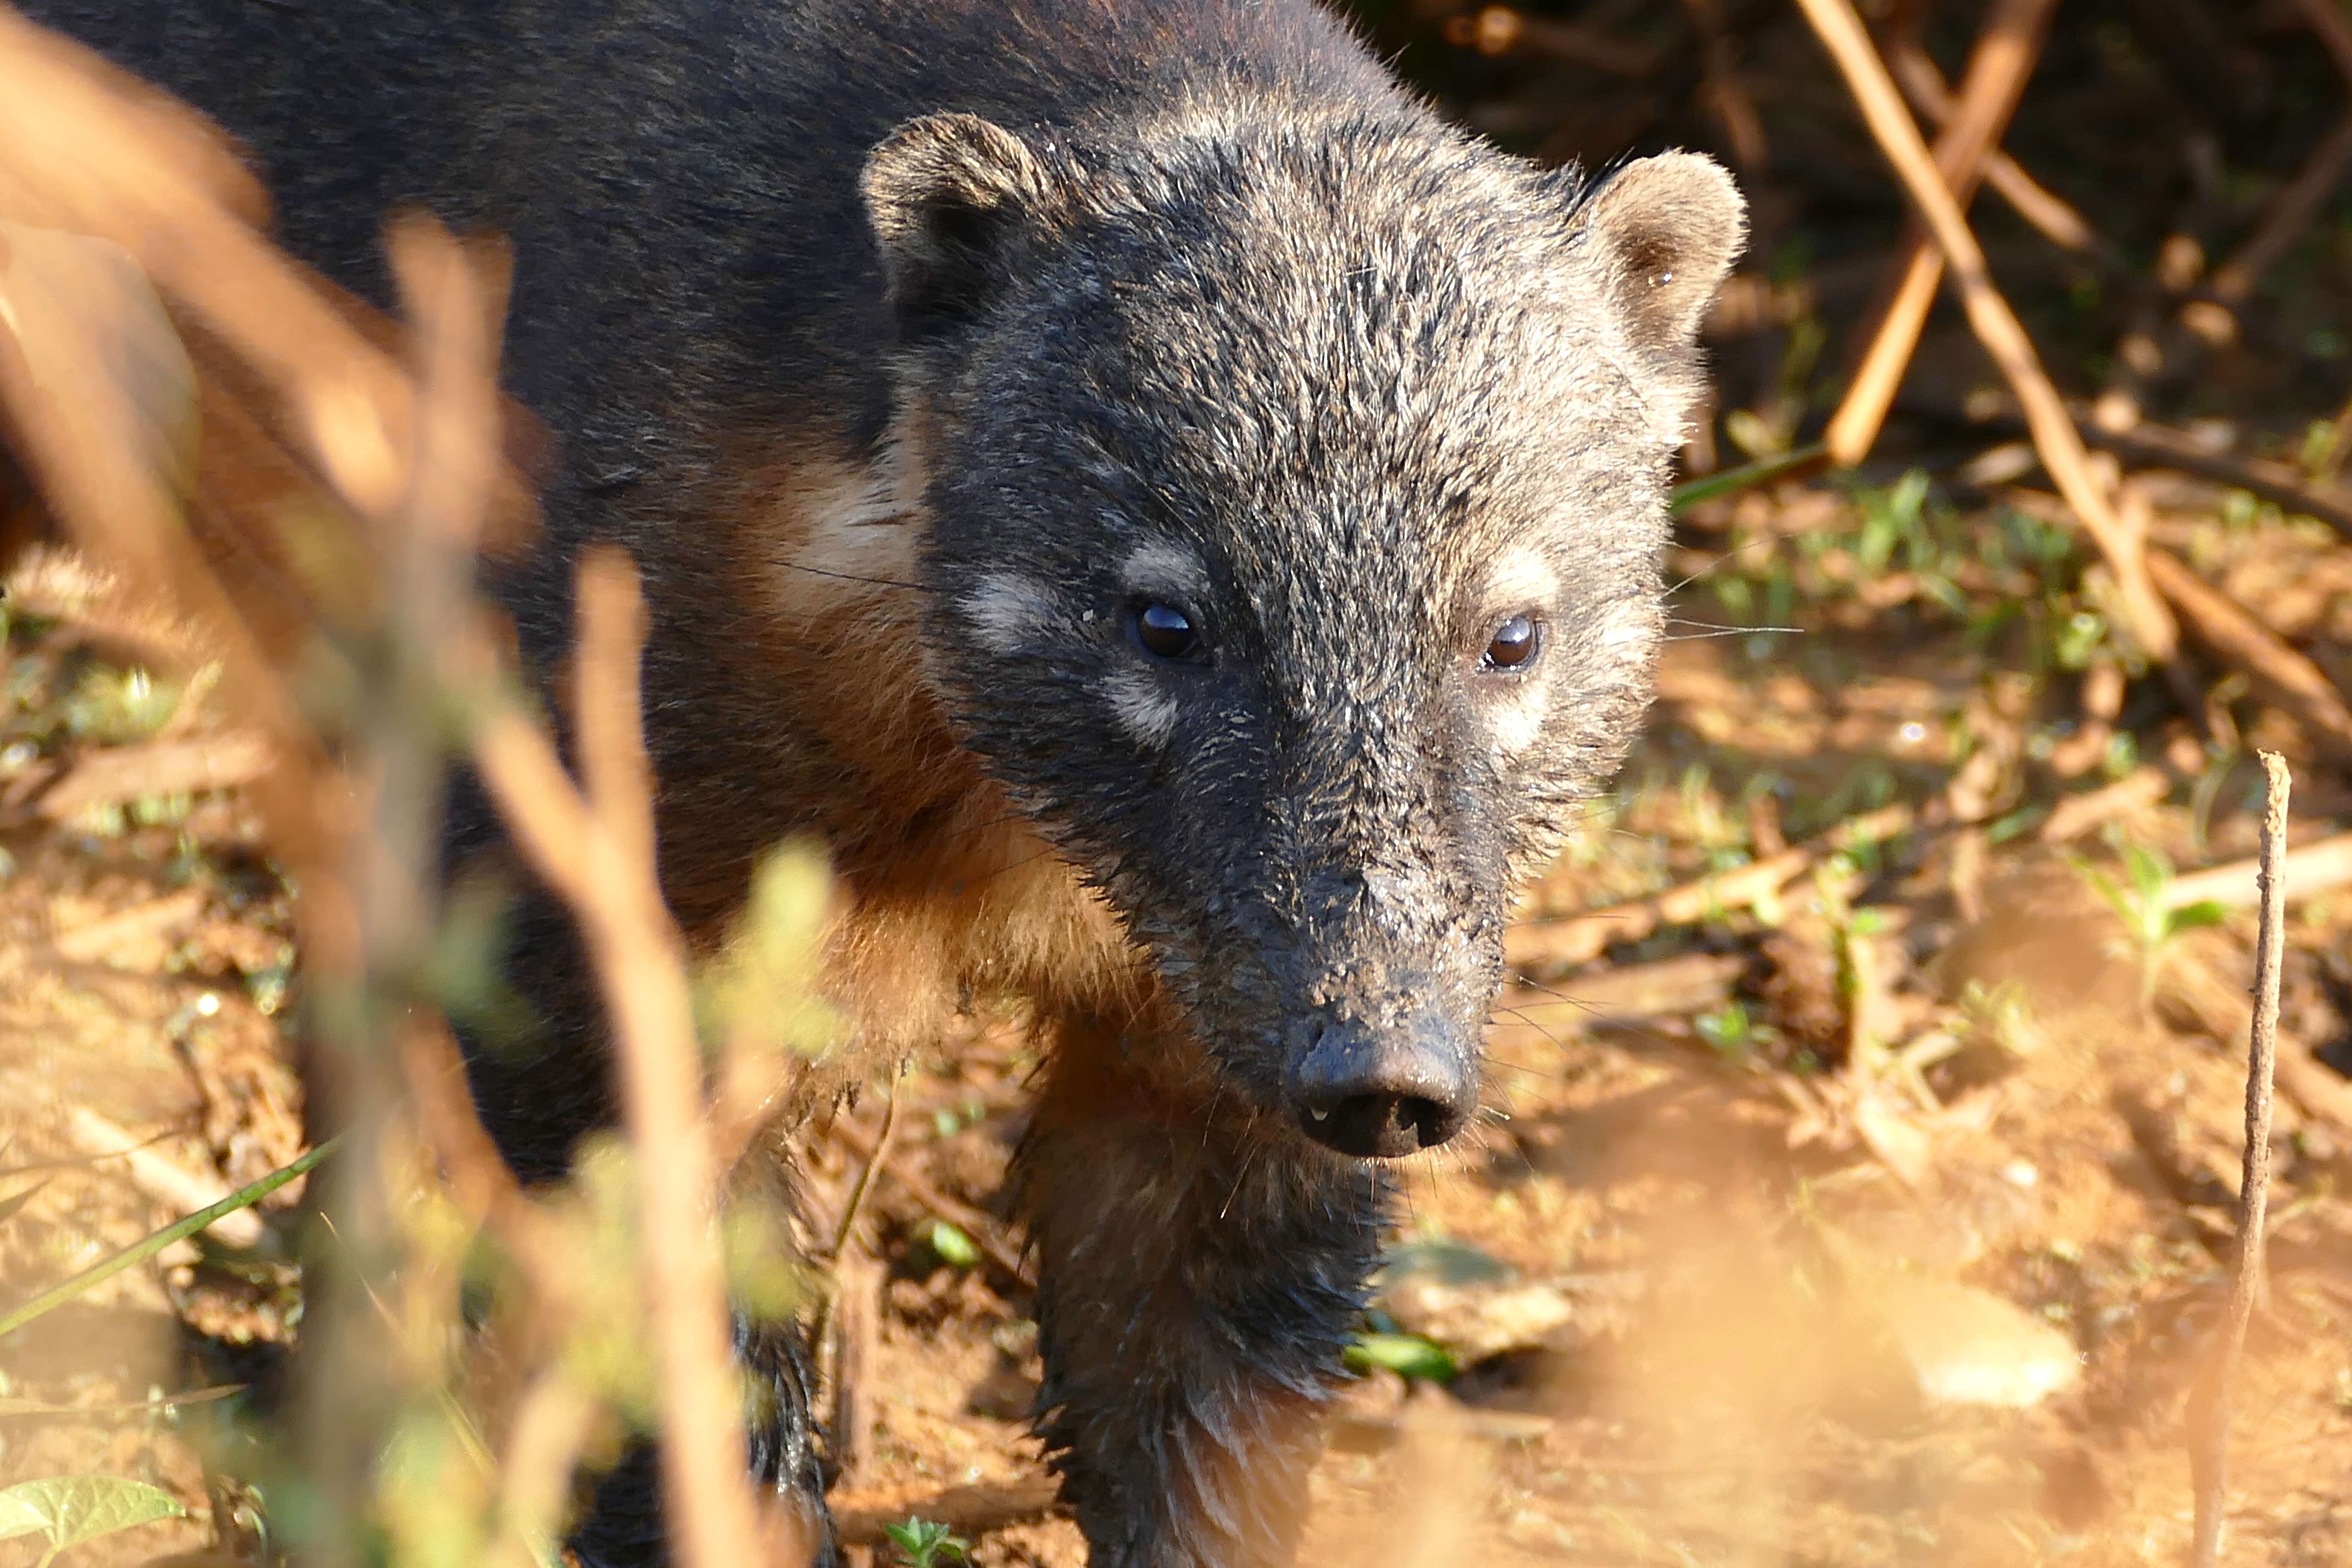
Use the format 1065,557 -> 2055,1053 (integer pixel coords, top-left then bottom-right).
2187,751 -> 2288,1567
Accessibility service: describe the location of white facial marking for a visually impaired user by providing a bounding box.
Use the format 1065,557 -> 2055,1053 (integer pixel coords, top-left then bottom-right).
1119,539 -> 1210,603
1594,600 -> 1652,650
1103,668 -> 1181,749
1483,546 -> 1560,613
1487,682 -> 1550,756
962,573 -> 1060,656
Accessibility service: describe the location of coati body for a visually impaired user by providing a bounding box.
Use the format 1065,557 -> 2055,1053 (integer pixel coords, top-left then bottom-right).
23,1 -> 1744,1562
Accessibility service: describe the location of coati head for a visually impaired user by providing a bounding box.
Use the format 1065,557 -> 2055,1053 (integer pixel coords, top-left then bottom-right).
862,100 -> 1743,1160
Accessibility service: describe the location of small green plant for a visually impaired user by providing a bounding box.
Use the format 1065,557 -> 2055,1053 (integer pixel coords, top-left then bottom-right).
2079,846 -> 2220,992
1695,1000 -> 1754,1061
1344,1330 -> 1457,1383
1956,979 -> 2038,1059
2050,608 -> 2110,671
923,1219 -> 980,1269
1853,469 -> 1929,577
884,1516 -> 969,1568
0,1476 -> 185,1568
2073,841 -> 2230,974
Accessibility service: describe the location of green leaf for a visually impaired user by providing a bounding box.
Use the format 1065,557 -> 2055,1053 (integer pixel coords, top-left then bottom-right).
1695,1002 -> 1752,1058
2164,900 -> 2233,936
1344,1331 -> 1457,1383
2123,842 -> 2172,908
923,1221 -> 979,1270
2070,858 -> 2134,928
1887,469 -> 1930,529
1667,443 -> 1826,514
0,1476 -> 184,1551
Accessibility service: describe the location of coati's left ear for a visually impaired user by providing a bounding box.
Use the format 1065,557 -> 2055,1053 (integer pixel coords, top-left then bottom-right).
862,113 -> 1064,346
1568,152 -> 1746,359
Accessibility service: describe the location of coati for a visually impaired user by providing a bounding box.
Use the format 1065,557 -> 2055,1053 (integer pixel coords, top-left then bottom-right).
19,0 -> 1745,1562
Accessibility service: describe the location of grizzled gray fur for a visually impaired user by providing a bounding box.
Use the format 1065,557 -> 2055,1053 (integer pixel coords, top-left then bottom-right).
24,0 -> 1743,1563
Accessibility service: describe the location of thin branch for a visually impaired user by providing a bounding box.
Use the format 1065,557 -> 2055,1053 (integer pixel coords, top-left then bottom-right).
2297,0 -> 2352,87
1453,6 -> 1660,78
830,1479 -> 1064,1547
2159,830 -> 2352,913
2075,417 -> 2352,544
1504,801 -> 1920,976
1794,0 -> 2180,665
828,1081 -> 900,1264
827,1116 -> 1033,1285
2142,545 -> 2352,766
2201,111 -> 2352,321
1886,43 -> 2101,257
1825,0 -> 2058,466
2187,751 -> 2289,1568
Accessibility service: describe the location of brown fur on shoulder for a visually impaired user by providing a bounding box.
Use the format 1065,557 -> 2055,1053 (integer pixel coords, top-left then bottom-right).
701,429 -> 1150,1114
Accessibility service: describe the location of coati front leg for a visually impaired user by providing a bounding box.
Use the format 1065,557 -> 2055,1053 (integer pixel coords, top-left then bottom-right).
1015,1014 -> 1388,1568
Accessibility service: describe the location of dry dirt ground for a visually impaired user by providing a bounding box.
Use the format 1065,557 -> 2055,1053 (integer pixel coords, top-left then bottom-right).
4,513 -> 2350,1568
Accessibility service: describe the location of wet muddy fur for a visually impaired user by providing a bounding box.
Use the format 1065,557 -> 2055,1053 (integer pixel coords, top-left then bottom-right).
22,1 -> 1743,1562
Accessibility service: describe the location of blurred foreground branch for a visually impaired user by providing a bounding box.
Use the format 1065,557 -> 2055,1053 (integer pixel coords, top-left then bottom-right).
0,18 -> 808,1567
473,551 -> 803,1568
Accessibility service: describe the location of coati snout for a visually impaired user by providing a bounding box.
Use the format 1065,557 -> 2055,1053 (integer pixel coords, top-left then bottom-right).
1291,1012 -> 1476,1158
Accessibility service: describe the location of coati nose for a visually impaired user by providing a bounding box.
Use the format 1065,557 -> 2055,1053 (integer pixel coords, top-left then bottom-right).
1290,1023 -> 1475,1160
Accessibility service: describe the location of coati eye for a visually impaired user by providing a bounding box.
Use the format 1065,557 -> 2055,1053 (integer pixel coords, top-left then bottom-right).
1130,601 -> 1206,663
1481,614 -> 1541,671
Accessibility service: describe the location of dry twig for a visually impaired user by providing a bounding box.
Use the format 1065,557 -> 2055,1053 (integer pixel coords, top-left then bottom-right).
2160,830 -> 2352,913
1825,0 -> 2056,466
2298,0 -> 2352,86
1794,0 -> 2180,665
828,1081 -> 900,1263
2195,111 -> 2352,334
1451,6 -> 1659,77
830,1480 -> 1065,1547
1994,479 -> 2352,765
2140,546 -> 2352,765
62,1106 -> 265,1248
825,1255 -> 885,1490
2039,767 -> 2170,845
0,729 -> 273,826
1504,802 -> 1918,975
1885,43 -> 2099,257
827,1115 -> 1033,1285
1676,0 -> 1768,180
2187,751 -> 2289,1567
2071,417 -> 2352,543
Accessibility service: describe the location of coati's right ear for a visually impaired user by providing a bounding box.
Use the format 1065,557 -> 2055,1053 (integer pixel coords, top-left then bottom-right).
1567,151 -> 1746,363
861,113 -> 1060,345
